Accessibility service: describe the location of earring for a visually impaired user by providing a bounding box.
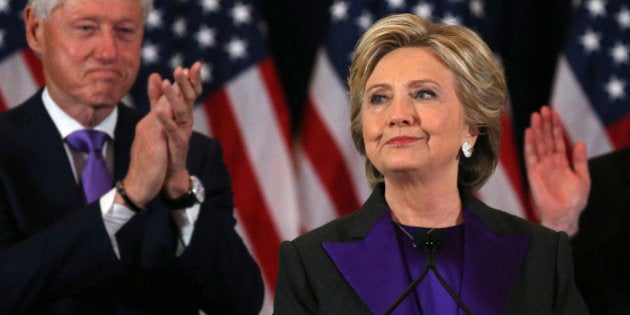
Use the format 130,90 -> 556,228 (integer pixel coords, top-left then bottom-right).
462,141 -> 473,158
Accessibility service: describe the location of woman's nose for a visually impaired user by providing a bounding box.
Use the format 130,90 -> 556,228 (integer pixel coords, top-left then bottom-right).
388,97 -> 415,127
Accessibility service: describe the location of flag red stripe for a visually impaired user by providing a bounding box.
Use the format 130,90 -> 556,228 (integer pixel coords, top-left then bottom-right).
302,97 -> 361,216
203,89 -> 281,290
606,112 -> 630,149
22,49 -> 44,86
0,89 -> 6,111
499,113 -> 535,220
259,58 -> 292,145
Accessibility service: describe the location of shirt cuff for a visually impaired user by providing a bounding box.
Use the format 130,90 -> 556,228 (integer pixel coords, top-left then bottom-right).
100,188 -> 200,257
171,204 -> 200,255
100,188 -> 136,258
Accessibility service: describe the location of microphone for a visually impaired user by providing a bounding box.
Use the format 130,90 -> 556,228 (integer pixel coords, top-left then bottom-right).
384,233 -> 473,315
384,239 -> 435,315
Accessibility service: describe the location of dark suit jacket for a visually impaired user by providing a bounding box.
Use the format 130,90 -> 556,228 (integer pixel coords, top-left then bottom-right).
571,147 -> 630,314
275,184 -> 587,314
0,91 -> 263,314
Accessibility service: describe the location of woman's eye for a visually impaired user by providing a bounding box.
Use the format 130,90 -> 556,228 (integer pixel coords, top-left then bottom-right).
414,89 -> 436,99
370,94 -> 387,105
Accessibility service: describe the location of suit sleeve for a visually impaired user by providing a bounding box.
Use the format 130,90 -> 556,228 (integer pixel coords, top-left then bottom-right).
0,174 -> 124,313
274,240 -> 318,315
553,232 -> 589,314
177,139 -> 264,315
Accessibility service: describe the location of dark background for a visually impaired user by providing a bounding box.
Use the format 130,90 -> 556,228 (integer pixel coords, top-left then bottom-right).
255,0 -> 574,161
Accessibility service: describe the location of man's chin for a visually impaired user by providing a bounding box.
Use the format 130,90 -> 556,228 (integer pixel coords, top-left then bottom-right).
86,90 -> 126,108
81,98 -> 118,110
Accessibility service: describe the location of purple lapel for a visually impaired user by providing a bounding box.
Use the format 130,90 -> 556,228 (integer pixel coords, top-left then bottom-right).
323,213 -> 416,314
460,209 -> 530,314
322,186 -> 531,315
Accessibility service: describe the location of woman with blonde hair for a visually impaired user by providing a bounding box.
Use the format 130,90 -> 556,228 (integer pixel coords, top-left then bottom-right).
274,14 -> 586,314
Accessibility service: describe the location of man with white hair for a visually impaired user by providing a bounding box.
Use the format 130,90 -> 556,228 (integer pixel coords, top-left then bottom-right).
0,0 -> 263,313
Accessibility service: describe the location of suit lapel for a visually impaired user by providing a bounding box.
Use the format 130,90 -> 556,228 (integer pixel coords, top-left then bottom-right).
459,195 -> 530,314
113,105 -> 140,182
620,151 -> 630,193
13,100 -> 142,210
323,187 -> 531,315
6,94 -> 85,227
323,186 -> 417,314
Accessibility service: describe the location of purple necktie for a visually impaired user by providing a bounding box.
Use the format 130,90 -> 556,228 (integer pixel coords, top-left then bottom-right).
66,129 -> 112,203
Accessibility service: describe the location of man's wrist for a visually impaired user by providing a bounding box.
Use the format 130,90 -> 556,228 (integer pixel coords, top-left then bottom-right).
163,175 -> 205,209
115,181 -> 145,213
163,170 -> 191,199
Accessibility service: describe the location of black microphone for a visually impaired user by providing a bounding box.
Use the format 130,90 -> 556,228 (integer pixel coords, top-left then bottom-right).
384,233 -> 473,315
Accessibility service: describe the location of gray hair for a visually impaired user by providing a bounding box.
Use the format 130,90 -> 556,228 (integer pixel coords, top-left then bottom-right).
28,0 -> 154,19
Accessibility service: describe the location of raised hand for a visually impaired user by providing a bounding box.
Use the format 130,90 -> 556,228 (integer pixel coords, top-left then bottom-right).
524,106 -> 591,236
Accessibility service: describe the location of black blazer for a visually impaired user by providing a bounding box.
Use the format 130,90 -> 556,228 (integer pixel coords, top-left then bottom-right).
0,91 -> 263,314
571,147 -> 630,314
275,185 -> 587,314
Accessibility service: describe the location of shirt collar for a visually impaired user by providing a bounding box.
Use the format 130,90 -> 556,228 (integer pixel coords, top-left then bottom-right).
42,87 -> 118,139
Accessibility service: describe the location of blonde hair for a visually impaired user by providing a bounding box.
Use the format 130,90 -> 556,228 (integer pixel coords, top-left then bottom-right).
348,13 -> 507,191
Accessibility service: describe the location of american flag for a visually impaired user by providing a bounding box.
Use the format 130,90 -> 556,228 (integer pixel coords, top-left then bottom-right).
296,0 -> 535,237
0,0 -> 298,312
552,0 -> 630,155
0,0 -> 45,110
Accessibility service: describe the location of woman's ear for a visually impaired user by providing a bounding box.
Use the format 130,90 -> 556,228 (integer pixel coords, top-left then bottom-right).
467,125 -> 480,147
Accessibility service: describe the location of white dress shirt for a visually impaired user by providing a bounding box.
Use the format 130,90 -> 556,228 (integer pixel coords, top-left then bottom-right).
42,88 -> 199,257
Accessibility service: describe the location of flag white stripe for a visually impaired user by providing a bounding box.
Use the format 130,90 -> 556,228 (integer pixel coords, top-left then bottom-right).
295,145 -> 339,231
232,209 -> 273,315
259,289 -> 274,315
0,53 -> 39,108
225,66 -> 299,241
478,164 -> 525,218
310,51 -> 371,201
551,56 -> 613,157
192,104 -> 212,137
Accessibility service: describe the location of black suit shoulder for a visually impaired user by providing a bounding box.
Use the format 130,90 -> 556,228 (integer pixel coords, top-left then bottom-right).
588,147 -> 630,192
579,147 -> 630,231
0,91 -> 48,142
589,146 -> 630,168
292,206 -> 367,246
292,187 -> 560,248
465,190 -> 560,240
572,148 -> 630,314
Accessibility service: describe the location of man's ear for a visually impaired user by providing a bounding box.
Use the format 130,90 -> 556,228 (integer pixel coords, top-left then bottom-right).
24,5 -> 44,56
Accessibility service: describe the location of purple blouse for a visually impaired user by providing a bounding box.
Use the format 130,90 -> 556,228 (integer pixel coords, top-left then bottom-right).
395,222 -> 466,315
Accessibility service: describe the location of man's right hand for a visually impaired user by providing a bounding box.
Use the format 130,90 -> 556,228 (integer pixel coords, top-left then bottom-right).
115,78 -> 174,208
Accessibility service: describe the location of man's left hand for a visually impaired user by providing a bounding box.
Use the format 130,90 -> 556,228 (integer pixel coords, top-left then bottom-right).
148,62 -> 203,199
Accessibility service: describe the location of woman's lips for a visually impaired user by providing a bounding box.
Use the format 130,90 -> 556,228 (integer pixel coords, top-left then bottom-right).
386,136 -> 422,145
